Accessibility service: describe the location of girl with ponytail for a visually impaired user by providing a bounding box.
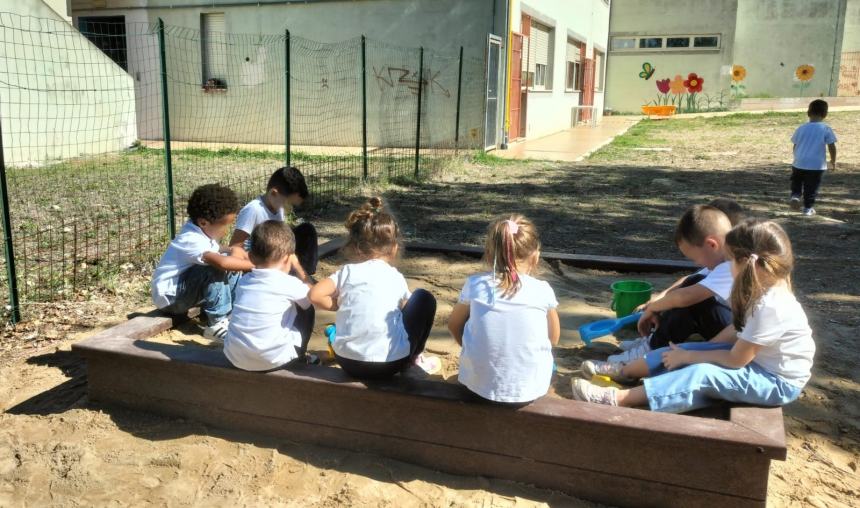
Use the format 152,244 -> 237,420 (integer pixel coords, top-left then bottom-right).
309,197 -> 439,379
571,219 -> 815,414
448,214 -> 560,405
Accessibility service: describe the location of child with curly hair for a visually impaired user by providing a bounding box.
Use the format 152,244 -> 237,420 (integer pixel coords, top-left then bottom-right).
151,184 -> 253,340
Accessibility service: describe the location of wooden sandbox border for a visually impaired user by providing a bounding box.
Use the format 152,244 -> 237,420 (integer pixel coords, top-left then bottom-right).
72,240 -> 783,508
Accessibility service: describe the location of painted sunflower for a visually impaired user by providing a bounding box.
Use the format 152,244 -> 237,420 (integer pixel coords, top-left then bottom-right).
731,65 -> 746,82
795,64 -> 814,82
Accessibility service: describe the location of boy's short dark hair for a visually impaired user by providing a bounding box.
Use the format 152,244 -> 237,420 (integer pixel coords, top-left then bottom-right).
707,198 -> 746,226
674,204 -> 732,247
250,220 -> 295,263
267,166 -> 309,199
187,184 -> 239,224
808,99 -> 828,118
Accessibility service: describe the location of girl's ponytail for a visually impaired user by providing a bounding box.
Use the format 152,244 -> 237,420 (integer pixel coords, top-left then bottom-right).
725,220 -> 794,329
484,215 -> 540,299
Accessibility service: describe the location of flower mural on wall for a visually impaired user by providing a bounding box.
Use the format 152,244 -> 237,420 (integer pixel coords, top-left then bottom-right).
794,64 -> 815,96
653,78 -> 671,105
731,65 -> 747,98
669,74 -> 686,95
683,73 -> 704,93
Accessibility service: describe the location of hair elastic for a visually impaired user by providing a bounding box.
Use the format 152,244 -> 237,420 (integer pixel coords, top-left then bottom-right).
749,253 -> 759,263
505,219 -> 519,235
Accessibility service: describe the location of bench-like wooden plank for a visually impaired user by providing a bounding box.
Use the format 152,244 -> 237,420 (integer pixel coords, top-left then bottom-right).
73,327 -> 785,507
405,241 -> 698,273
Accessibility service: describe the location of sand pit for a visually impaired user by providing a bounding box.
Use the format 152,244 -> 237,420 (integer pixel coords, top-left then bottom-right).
2,252 -> 856,507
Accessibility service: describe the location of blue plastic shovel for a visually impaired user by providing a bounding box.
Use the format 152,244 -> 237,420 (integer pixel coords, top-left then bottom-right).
578,312 -> 643,345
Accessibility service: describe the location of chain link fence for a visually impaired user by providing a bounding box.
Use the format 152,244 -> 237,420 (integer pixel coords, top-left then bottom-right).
0,13 -> 487,321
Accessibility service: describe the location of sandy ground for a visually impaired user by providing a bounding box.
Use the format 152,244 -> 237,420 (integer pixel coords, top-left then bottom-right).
1,253 -> 677,508
1,111 -> 859,507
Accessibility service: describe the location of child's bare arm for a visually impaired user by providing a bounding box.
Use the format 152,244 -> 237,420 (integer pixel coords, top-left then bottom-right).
828,143 -> 837,170
708,324 -> 738,344
308,278 -> 338,310
662,339 -> 760,371
547,308 -> 560,346
447,303 -> 470,346
229,229 -> 250,249
202,251 -> 254,272
645,284 -> 714,313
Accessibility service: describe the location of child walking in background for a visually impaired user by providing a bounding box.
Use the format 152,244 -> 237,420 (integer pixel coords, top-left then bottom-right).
308,197 -> 439,379
447,215 -> 560,405
151,184 -> 254,341
572,219 -> 814,413
608,205 -> 734,364
224,221 -> 316,371
229,166 -> 318,280
790,99 -> 837,216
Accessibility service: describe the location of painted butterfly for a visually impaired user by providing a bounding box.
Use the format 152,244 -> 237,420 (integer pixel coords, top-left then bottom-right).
639,62 -> 655,80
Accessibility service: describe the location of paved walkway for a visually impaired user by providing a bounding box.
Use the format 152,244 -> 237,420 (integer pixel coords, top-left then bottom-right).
495,116 -> 641,162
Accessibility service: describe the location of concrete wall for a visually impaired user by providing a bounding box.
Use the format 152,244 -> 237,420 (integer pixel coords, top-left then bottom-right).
605,0 -> 737,113
71,0 -> 500,148
0,0 -> 136,166
733,0 -> 847,98
842,0 -> 860,51
514,0 -> 610,140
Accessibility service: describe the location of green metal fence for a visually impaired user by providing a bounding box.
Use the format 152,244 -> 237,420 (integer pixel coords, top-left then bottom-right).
0,13 -> 486,322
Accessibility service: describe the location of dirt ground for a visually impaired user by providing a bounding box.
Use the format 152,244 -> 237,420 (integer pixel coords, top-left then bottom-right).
1,111 -> 859,507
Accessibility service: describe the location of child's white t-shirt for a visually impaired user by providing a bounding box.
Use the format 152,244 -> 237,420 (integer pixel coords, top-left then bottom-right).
696,261 -> 733,305
151,220 -> 220,309
738,285 -> 815,388
224,268 -> 311,371
235,197 -> 285,249
792,122 -> 837,171
457,273 -> 559,403
329,259 -> 412,362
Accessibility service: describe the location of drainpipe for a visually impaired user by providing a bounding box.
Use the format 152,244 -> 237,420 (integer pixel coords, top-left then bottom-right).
829,0 -> 848,96
501,0 -> 512,149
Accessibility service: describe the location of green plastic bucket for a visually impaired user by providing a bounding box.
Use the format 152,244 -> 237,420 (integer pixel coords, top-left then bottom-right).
611,280 -> 653,319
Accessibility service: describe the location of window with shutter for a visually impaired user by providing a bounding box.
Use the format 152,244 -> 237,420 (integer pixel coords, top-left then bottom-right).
529,21 -> 553,90
201,13 -> 228,89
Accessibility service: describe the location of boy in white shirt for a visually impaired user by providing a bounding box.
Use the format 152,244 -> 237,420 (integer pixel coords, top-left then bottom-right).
224,221 -> 316,371
790,99 -> 837,216
229,167 -> 317,281
151,184 -> 254,340
606,205 -> 734,364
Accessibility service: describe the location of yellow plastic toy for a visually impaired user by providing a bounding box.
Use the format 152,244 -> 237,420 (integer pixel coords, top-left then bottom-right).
591,374 -> 623,389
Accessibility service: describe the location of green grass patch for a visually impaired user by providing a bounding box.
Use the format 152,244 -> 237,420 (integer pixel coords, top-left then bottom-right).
471,151 -> 518,166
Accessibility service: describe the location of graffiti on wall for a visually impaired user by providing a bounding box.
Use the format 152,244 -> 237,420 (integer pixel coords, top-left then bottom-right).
372,65 -> 451,97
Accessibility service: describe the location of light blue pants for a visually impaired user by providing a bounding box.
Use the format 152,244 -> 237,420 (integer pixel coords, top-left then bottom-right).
642,342 -> 802,413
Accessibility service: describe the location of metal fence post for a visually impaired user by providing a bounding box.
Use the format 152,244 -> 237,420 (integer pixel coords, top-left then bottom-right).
157,18 -> 176,239
361,35 -> 368,180
0,107 -> 20,323
414,47 -> 424,179
454,45 -> 464,151
285,29 -> 291,168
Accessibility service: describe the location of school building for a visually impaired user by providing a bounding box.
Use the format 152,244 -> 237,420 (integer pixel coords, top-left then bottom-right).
68,0 -> 610,151
605,0 -> 860,114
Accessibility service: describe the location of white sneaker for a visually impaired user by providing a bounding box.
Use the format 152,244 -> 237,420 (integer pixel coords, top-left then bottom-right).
802,207 -> 815,216
571,378 -> 618,406
203,318 -> 229,342
608,339 -> 651,363
789,195 -> 801,210
618,336 -> 649,352
581,360 -> 631,382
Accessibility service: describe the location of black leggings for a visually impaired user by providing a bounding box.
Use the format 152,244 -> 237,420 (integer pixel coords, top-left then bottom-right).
648,274 -> 732,349
292,305 -> 316,358
335,289 -> 437,380
293,222 -> 319,276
